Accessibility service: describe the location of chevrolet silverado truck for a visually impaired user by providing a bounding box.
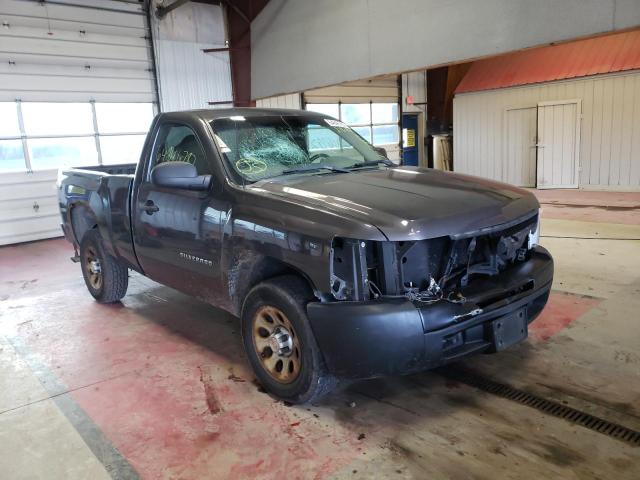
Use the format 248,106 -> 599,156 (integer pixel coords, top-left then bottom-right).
58,108 -> 553,403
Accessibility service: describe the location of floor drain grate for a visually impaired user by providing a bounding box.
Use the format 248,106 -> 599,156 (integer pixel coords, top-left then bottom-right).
442,368 -> 640,447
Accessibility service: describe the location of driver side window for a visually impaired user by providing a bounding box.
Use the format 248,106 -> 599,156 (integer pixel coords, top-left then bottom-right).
151,124 -> 210,176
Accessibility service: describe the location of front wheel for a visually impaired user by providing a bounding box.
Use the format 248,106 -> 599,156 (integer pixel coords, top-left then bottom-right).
80,229 -> 128,303
241,275 -> 336,404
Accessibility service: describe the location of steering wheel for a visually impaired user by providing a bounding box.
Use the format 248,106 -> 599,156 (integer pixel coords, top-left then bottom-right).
236,158 -> 267,175
309,153 -> 330,163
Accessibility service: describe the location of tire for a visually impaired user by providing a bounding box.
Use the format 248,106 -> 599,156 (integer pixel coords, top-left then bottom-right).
241,275 -> 337,404
80,229 -> 128,303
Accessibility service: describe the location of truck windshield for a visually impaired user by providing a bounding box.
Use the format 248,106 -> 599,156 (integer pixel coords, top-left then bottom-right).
210,115 -> 388,182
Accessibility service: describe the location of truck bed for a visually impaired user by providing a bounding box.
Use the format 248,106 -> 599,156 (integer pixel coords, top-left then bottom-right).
59,162 -> 139,272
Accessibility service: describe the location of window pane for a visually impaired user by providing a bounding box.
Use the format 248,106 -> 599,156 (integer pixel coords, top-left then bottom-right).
22,103 -> 94,135
372,103 -> 399,124
340,104 -> 370,125
372,125 -> 400,145
211,116 -> 374,182
352,126 -> 371,143
0,103 -> 20,137
100,135 -> 146,165
28,137 -> 97,170
306,103 -> 339,118
153,125 -> 210,175
95,103 -> 154,134
307,126 -> 342,151
0,140 -> 26,171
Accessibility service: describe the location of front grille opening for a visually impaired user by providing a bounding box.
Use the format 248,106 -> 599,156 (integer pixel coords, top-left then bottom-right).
397,215 -> 537,297
365,213 -> 539,300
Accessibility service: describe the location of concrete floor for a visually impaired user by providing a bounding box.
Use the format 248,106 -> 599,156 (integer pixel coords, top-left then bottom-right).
1,189 -> 639,479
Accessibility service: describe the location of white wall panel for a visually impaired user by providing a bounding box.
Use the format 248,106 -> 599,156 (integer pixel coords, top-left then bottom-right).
151,0 -> 232,112
504,106 -> 537,187
256,94 -> 301,109
453,70 -> 640,190
154,40 -> 232,111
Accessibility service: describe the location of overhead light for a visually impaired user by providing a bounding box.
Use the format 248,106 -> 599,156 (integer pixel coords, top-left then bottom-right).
229,116 -> 245,121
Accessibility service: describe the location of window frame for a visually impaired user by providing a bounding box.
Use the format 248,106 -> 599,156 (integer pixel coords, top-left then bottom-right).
0,100 -> 156,173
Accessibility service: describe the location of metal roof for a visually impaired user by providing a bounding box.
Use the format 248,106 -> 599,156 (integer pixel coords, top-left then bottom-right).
456,29 -> 640,94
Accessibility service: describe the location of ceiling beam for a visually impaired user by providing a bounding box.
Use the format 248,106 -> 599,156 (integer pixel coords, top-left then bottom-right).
219,0 -> 250,24
156,0 -> 191,19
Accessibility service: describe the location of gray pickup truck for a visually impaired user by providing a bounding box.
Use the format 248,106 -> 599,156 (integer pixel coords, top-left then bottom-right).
58,108 -> 553,403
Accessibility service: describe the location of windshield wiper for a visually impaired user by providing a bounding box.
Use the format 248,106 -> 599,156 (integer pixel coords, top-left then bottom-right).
350,159 -> 395,169
281,164 -> 351,175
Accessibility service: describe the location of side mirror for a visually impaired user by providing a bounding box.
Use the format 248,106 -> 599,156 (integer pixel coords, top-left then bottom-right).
374,146 -> 387,158
151,162 -> 212,191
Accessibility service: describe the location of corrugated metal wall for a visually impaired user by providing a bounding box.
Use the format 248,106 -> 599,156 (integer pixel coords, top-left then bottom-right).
453,71 -> 640,190
0,0 -> 155,245
151,0 -> 232,112
457,30 -> 640,94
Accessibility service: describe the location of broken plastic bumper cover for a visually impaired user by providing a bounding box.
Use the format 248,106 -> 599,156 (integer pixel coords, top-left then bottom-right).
307,246 -> 553,379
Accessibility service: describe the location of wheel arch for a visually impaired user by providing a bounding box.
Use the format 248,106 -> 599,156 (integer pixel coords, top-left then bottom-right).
230,253 -> 319,316
69,202 -> 98,247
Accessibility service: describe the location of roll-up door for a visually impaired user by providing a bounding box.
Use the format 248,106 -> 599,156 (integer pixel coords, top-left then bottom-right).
0,0 -> 156,245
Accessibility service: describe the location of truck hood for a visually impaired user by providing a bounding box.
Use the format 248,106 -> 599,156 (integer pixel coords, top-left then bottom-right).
252,167 -> 539,241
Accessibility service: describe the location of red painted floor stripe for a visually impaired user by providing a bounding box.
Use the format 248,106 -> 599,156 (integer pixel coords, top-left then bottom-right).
529,292 -> 601,342
12,290 -> 362,479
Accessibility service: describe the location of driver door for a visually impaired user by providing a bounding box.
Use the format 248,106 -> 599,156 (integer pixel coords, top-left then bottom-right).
133,122 -> 226,299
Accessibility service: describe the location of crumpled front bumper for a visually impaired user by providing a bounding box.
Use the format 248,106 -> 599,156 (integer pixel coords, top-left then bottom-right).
307,246 -> 553,379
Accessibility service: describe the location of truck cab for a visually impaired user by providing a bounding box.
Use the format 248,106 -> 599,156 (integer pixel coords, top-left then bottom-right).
58,108 -> 553,403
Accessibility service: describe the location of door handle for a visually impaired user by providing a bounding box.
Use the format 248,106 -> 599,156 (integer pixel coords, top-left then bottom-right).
143,200 -> 159,214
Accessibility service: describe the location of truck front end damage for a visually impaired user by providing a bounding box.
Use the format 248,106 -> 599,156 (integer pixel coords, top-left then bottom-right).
307,211 -> 553,379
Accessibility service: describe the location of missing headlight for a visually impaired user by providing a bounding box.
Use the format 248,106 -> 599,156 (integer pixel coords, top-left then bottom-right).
528,210 -> 541,249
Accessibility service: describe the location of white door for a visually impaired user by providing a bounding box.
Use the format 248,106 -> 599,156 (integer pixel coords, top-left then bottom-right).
504,107 -> 537,187
536,100 -> 581,189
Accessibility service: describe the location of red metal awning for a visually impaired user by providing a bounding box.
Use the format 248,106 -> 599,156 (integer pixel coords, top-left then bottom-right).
456,29 -> 640,94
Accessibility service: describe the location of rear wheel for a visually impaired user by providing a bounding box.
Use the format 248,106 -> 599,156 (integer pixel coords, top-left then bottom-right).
241,275 -> 336,403
80,229 -> 128,303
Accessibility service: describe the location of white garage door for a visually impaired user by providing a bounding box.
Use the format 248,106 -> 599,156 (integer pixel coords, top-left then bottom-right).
0,0 -> 156,246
